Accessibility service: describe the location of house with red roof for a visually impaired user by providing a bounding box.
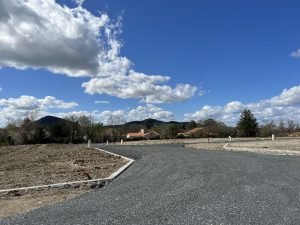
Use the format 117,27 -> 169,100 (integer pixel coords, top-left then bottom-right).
126,129 -> 159,140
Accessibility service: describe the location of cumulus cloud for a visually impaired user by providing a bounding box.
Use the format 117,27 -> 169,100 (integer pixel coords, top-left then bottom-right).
290,49 -> 300,58
185,85 -> 300,125
0,0 -> 108,77
83,73 -> 196,103
224,101 -> 244,114
126,104 -> 174,122
0,0 -> 197,103
0,95 -> 78,126
265,86 -> 300,106
0,95 -> 78,110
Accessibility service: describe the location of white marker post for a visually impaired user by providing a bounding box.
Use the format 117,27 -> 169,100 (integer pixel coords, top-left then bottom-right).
121,139 -> 123,146
229,136 -> 232,142
88,139 -> 91,148
106,140 -> 109,145
272,134 -> 275,141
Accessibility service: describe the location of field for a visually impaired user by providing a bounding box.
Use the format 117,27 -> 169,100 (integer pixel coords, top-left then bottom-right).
123,137 -> 271,145
123,138 -> 227,146
184,137 -> 300,155
124,137 -> 300,154
0,144 -> 127,218
227,138 -> 300,151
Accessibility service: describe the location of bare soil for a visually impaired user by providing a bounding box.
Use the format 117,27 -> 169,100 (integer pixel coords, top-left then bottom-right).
0,144 -> 127,218
123,137 -> 270,146
227,138 -> 300,151
185,137 -> 300,154
124,137 -> 300,154
123,138 -> 228,145
185,142 -> 225,150
0,189 -> 89,219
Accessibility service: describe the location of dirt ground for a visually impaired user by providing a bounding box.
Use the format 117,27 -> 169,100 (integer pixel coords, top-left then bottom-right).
0,188 -> 91,219
185,137 -> 300,154
227,138 -> 300,151
123,137 -> 271,146
123,138 -> 227,145
185,142 -> 226,150
123,137 -> 300,153
0,144 -> 127,219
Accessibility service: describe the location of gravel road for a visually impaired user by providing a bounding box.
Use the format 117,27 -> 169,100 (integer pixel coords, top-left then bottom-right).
1,145 -> 300,225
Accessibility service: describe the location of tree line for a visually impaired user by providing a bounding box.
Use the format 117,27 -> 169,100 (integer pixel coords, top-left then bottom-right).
0,113 -> 104,146
0,109 -> 299,146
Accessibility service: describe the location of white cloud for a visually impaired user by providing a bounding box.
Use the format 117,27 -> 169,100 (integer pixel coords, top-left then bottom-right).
265,86 -> 300,106
126,104 -> 174,122
0,0 -> 197,103
0,95 -> 78,110
0,0 -> 108,77
290,49 -> 300,58
0,95 -> 173,127
94,100 -> 109,104
224,101 -> 244,113
185,85 -> 300,125
0,95 -> 78,126
39,96 -> 79,109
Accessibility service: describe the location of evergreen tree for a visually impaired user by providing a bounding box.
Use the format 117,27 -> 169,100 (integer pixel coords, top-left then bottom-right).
237,109 -> 258,137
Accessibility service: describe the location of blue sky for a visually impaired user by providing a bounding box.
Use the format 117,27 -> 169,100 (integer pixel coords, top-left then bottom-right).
0,0 -> 300,126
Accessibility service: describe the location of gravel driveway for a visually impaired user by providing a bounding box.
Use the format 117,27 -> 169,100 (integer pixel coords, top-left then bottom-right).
1,145 -> 300,225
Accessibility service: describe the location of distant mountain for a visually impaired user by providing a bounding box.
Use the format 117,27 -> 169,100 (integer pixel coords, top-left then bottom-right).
36,116 -> 67,126
125,118 -> 164,126
124,118 -> 188,127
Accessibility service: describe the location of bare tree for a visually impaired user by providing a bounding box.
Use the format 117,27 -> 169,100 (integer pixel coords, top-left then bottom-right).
26,110 -> 40,122
107,113 -> 126,126
259,120 -> 276,137
287,120 -> 298,134
64,114 -> 80,143
78,115 -> 92,141
106,113 -> 126,142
